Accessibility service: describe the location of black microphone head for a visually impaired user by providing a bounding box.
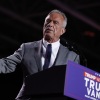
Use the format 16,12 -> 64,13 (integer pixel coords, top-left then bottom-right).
60,38 -> 67,46
60,38 -> 76,52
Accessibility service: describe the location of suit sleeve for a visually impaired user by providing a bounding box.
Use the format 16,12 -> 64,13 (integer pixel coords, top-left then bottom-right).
0,43 -> 24,73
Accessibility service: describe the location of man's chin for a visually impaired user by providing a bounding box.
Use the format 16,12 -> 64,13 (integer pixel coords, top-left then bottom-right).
44,32 -> 52,36
44,34 -> 52,40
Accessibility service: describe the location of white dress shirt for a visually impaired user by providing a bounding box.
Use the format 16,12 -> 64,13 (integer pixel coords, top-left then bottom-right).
41,38 -> 60,70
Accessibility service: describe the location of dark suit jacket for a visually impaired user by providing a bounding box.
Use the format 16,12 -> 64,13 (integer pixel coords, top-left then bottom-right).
0,40 -> 80,99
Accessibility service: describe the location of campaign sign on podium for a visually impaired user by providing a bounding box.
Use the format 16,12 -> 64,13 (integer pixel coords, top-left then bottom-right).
64,60 -> 100,100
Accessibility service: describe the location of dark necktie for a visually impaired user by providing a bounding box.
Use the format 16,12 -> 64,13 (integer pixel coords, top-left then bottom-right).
43,44 -> 52,70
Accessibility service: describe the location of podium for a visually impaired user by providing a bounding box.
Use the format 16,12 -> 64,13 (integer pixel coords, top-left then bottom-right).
17,65 -> 73,100
17,61 -> 100,100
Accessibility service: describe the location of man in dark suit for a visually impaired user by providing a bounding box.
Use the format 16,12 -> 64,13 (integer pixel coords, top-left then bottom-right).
0,9 -> 80,100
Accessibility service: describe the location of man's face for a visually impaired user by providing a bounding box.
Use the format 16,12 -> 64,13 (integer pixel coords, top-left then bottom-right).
43,12 -> 65,42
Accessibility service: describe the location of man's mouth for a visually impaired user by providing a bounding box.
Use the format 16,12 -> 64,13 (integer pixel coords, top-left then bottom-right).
45,29 -> 53,33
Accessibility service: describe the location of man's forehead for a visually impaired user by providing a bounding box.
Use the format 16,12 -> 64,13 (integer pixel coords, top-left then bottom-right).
45,13 -> 64,20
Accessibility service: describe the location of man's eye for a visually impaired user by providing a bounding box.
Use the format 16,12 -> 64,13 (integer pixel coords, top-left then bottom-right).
46,20 -> 50,23
54,21 -> 58,24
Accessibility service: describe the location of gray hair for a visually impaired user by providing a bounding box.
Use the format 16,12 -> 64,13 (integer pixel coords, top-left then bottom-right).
48,9 -> 67,28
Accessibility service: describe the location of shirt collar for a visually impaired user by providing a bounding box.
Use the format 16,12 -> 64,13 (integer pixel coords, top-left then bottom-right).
42,38 -> 60,49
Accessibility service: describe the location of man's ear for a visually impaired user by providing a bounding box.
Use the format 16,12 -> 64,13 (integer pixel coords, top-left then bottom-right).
61,28 -> 66,35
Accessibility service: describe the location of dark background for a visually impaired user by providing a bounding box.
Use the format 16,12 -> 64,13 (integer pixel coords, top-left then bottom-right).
0,0 -> 100,100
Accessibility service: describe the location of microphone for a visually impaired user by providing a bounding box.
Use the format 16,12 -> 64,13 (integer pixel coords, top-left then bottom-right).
60,38 -> 78,53
60,38 -> 87,67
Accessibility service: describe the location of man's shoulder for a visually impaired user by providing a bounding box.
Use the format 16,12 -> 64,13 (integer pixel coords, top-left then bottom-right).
61,44 -> 79,56
23,40 -> 42,46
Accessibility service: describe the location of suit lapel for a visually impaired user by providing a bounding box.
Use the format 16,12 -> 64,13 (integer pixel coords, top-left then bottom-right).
34,40 -> 43,71
54,44 -> 69,66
